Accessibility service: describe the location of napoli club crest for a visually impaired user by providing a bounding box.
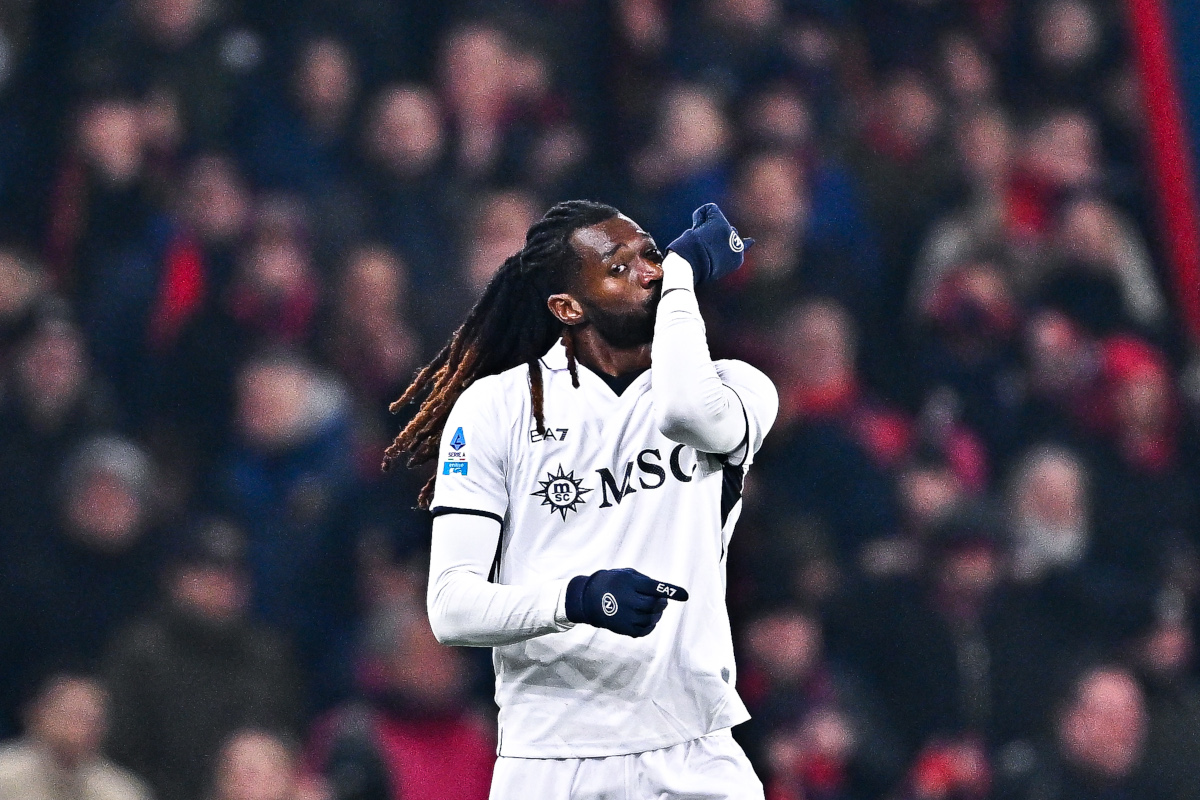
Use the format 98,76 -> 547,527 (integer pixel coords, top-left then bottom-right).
531,465 -> 591,520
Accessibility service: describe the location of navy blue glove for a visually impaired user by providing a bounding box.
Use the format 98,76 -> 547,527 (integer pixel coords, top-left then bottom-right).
667,203 -> 754,286
565,568 -> 689,637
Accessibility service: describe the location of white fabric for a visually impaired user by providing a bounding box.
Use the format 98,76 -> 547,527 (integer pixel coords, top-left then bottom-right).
650,252 -> 748,457
488,728 -> 765,800
428,513 -> 575,647
426,258 -> 778,758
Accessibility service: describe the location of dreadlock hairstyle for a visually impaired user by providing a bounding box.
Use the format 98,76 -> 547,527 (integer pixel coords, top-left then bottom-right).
383,199 -> 620,507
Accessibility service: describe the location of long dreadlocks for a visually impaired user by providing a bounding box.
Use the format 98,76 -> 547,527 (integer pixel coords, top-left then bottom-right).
382,200 -> 620,508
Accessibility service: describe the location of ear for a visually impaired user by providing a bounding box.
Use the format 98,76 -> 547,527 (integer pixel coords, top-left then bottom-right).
547,293 -> 585,326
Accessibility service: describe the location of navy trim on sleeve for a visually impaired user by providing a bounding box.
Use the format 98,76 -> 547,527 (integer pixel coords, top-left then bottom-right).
719,386 -> 752,467
429,506 -> 504,526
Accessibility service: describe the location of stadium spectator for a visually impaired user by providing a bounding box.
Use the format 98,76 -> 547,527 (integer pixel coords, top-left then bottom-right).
208,729 -> 310,800
0,673 -> 151,800
104,518 -> 301,800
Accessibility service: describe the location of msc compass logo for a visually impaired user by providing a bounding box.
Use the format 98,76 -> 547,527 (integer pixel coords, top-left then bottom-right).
601,593 -> 618,616
729,228 -> 744,253
531,464 -> 591,520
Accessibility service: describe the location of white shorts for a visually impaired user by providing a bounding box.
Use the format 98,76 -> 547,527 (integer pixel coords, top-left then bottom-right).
489,728 -> 765,800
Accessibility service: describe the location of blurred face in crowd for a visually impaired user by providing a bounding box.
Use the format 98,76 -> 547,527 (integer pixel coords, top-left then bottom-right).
338,246 -> 408,321
1036,0 -> 1102,72
77,99 -> 144,184
742,86 -> 814,150
954,107 -> 1014,187
733,151 -> 808,237
365,85 -> 445,177
704,0 -> 781,34
935,542 -> 1001,603
380,607 -> 468,711
26,676 -> 107,767
236,358 -> 313,451
1009,447 -> 1089,577
465,190 -> 540,291
439,24 -> 514,121
744,609 -> 822,685
15,317 -> 87,425
1023,111 -> 1100,190
1059,668 -> 1147,779
779,300 -> 855,391
1112,365 -> 1172,439
1056,196 -> 1126,270
1024,310 -> 1092,396
878,71 -> 943,154
0,251 -> 43,324
171,564 -> 248,624
183,155 -> 250,244
658,85 -> 731,170
295,37 -> 357,130
899,464 -> 964,536
940,32 -> 996,105
137,0 -> 209,46
1138,619 -> 1194,682
212,730 -> 298,800
65,469 -> 144,553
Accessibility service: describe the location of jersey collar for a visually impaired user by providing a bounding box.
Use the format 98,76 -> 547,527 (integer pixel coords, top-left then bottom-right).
540,340 -> 569,372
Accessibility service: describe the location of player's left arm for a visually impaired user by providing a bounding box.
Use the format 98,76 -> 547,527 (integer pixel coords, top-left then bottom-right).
651,251 -> 778,459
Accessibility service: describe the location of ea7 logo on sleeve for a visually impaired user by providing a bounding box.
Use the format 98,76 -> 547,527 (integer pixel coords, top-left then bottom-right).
531,465 -> 591,520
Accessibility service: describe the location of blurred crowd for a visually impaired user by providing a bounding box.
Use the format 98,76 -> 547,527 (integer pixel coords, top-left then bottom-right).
1,0 -> 1199,798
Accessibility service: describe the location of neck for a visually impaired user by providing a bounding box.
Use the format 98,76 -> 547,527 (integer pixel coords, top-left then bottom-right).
569,327 -> 651,377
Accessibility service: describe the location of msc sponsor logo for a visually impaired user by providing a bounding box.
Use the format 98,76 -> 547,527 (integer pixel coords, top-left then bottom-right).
531,464 -> 591,519
595,444 -> 696,507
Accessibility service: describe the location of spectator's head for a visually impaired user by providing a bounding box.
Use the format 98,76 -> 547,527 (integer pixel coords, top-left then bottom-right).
870,69 -> 944,158
953,105 -> 1014,188
939,30 -> 996,106
438,22 -> 515,122
366,602 -> 469,713
211,729 -> 300,800
75,93 -> 145,185
1133,604 -> 1194,685
732,150 -> 808,240
743,606 -> 823,686
135,0 -> 211,47
0,248 -> 45,335
1056,665 -> 1147,780
23,674 -> 108,767
11,301 -> 88,426
464,189 -> 541,291
1022,109 -> 1102,192
927,506 -> 1003,604
702,0 -> 781,36
60,435 -> 153,553
168,517 -> 249,625
1006,445 -> 1090,580
235,349 -> 344,454
239,197 -> 314,298
655,84 -> 733,174
775,300 -> 856,415
1100,335 -> 1175,447
363,83 -> 445,178
293,36 -> 358,132
1034,0 -> 1104,75
899,458 -> 967,539
181,153 -> 251,245
740,84 -> 814,151
921,258 -> 1019,353
336,244 -> 410,322
1054,195 -> 1133,273
1023,309 -> 1097,398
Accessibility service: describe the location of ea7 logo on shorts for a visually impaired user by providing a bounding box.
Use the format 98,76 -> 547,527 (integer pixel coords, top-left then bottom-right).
729,229 -> 744,253
601,593 -> 618,616
531,464 -> 591,520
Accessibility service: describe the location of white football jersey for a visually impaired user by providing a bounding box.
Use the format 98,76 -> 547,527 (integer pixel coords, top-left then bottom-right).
430,341 -> 777,758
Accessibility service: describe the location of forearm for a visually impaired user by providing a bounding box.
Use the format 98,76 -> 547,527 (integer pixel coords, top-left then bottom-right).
427,514 -> 575,646
650,252 -> 746,453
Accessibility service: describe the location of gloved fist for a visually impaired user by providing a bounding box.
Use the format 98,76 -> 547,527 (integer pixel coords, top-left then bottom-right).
565,568 -> 689,638
667,203 -> 754,286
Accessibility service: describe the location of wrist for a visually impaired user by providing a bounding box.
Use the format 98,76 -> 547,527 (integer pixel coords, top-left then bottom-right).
564,574 -> 590,624
661,252 -> 694,293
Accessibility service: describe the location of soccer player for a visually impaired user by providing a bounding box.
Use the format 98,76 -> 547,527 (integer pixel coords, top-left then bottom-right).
383,201 -> 777,798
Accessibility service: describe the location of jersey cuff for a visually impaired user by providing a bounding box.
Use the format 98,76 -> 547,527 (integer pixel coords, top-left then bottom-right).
429,506 -> 504,526
553,579 -> 577,629
661,252 -> 694,292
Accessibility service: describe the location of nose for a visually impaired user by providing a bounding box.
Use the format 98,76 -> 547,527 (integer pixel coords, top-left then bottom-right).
636,258 -> 663,289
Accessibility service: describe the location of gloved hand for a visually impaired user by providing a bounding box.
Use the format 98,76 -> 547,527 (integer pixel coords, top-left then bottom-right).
667,203 -> 754,286
565,568 -> 689,637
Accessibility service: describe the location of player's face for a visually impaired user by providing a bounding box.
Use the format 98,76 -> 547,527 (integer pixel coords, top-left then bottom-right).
564,215 -> 664,348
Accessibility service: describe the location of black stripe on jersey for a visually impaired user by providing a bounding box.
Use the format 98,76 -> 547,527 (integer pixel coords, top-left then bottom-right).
429,506 -> 505,525
720,462 -> 744,530
430,507 -> 506,582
